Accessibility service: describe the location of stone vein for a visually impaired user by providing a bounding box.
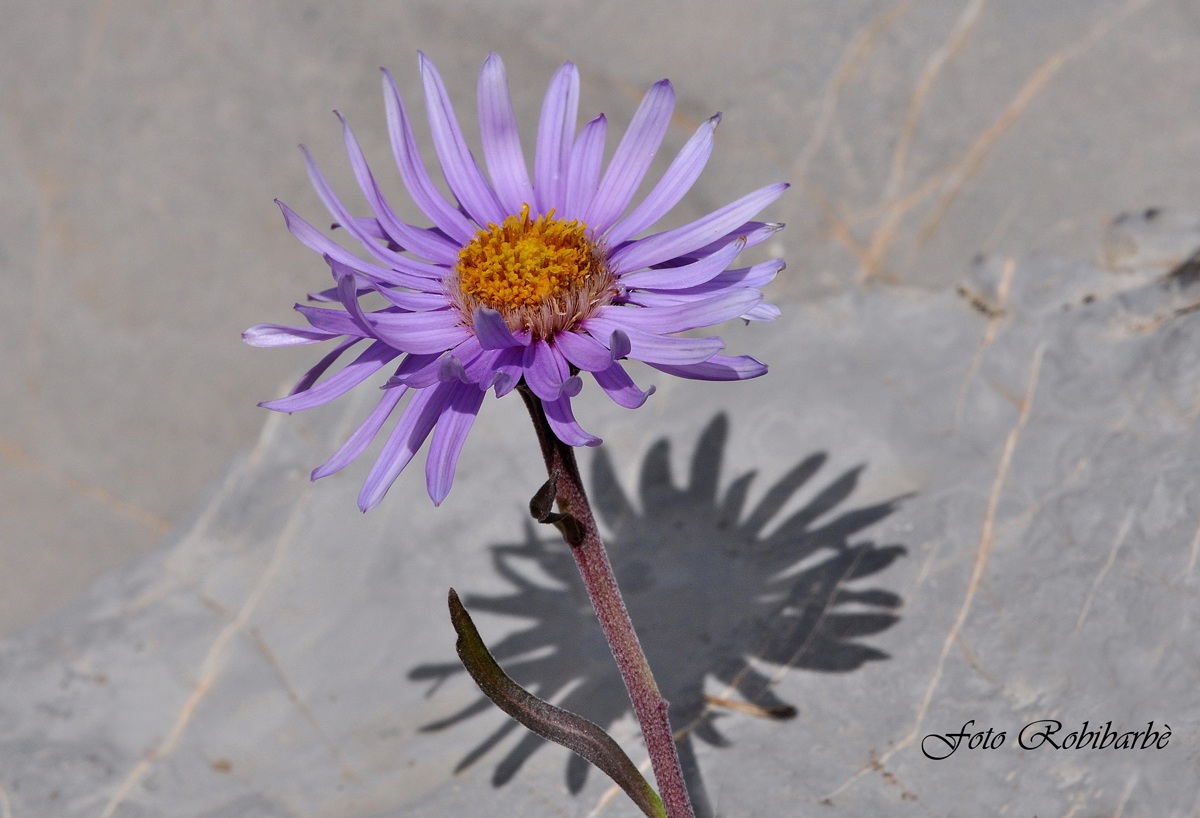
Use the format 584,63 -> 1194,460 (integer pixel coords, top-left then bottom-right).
859,0 -> 986,279
25,0 -> 114,437
914,0 -> 1150,249
954,257 -> 1016,431
1178,524 -> 1200,584
1113,772 -> 1139,817
829,0 -> 1148,284
96,496 -> 303,818
821,343 -> 1044,803
0,436 -> 171,535
190,589 -> 359,783
793,1 -> 912,181
884,0 -> 987,202
246,625 -> 360,782
1075,507 -> 1135,631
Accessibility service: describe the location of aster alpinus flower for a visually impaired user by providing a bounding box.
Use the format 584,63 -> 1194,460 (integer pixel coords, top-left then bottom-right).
245,53 -> 787,509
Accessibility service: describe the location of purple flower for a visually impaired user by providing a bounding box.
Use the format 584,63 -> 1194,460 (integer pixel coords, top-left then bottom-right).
245,53 -> 787,509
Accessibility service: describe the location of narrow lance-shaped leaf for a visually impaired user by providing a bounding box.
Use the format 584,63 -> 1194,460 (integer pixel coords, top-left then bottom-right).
448,588 -> 666,818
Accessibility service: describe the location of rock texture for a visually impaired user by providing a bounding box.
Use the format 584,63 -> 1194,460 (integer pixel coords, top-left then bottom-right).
2,240 -> 1198,815
3,1 -> 1200,816
5,0 -> 1200,634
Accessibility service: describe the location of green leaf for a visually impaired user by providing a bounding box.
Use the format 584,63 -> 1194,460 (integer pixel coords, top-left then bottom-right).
448,588 -> 666,818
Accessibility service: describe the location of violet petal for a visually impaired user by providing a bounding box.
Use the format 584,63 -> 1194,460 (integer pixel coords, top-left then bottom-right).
419,53 -> 506,227
533,62 -> 579,214
586,80 -> 675,233
477,53 -> 536,215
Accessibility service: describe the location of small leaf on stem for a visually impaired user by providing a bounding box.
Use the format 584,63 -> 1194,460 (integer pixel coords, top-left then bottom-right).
528,472 -> 585,546
529,474 -> 558,521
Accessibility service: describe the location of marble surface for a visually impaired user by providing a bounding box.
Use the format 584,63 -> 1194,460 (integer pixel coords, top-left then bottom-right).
2,1 -> 1200,816
2,245 -> 1198,815
5,0 -> 1200,635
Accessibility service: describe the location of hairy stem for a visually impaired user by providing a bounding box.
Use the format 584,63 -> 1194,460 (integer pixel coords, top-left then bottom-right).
519,387 -> 695,818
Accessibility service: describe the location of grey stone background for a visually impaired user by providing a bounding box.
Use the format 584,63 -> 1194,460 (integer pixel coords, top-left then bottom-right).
2,1 -> 1199,816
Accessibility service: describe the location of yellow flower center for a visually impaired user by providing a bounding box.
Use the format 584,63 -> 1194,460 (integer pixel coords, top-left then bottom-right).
449,204 -> 615,339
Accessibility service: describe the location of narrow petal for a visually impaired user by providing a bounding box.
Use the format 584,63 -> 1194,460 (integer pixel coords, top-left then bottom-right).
610,183 -> 788,272
618,236 -> 745,290
673,220 -> 783,260
622,289 -> 771,317
446,335 -> 492,381
522,339 -> 570,400
306,285 -> 349,303
477,53 -> 536,214
451,343 -> 525,396
607,330 -> 725,366
742,302 -> 781,322
419,53 -> 506,226
585,80 -> 675,233
472,305 -> 528,349
553,328 -> 617,372
387,351 -> 445,389
331,257 -> 380,338
606,113 -> 720,246
562,375 -> 584,397
608,328 -> 631,359
593,361 -> 654,409
592,288 -> 761,334
262,341 -> 398,413
449,336 -> 494,381
534,62 -> 580,213
312,380 -> 408,479
634,257 -> 783,302
425,379 -> 487,505
276,200 -> 426,289
562,115 -> 606,221
543,395 -> 601,447
301,146 -> 447,282
711,258 -> 785,291
648,354 -> 768,381
337,112 -> 460,264
438,354 -> 470,384
367,308 -> 471,354
242,323 -> 338,347
622,290 -> 694,308
374,287 -> 453,312
294,304 -> 368,338
324,250 -> 446,317
342,215 -> 388,242
582,319 -> 725,364
490,346 -> 526,396
382,67 -> 476,244
289,338 -> 361,395
359,383 -> 451,510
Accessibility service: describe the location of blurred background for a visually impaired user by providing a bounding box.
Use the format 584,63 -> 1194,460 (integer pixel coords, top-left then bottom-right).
3,0 -> 1200,637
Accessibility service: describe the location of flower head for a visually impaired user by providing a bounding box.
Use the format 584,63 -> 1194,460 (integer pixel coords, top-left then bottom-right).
245,53 -> 787,509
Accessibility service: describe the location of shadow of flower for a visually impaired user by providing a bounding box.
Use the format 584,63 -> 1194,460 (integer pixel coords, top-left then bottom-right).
411,413 -> 906,815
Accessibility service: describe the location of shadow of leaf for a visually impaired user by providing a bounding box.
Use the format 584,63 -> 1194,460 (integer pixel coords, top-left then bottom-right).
411,413 -> 907,815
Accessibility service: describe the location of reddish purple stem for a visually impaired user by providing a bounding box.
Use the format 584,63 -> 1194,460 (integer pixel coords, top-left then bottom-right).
519,387 -> 695,818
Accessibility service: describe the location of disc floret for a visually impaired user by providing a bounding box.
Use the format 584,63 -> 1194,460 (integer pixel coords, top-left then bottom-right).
449,204 -> 616,339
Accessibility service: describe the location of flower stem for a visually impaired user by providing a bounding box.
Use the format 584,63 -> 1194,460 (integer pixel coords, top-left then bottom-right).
519,387 -> 695,818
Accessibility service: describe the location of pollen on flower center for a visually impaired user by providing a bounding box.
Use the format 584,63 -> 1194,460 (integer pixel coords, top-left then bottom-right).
449,204 -> 615,339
